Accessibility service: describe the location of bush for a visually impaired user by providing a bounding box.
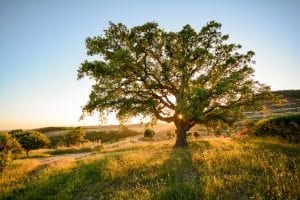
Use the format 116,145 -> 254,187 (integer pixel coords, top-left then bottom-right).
35,127 -> 69,133
49,135 -> 65,148
193,132 -> 200,138
86,129 -> 141,143
144,128 -> 155,138
252,114 -> 300,143
167,130 -> 175,139
0,133 -> 22,171
8,129 -> 23,137
186,132 -> 192,137
0,133 -> 22,155
13,131 -> 50,156
64,127 -> 86,146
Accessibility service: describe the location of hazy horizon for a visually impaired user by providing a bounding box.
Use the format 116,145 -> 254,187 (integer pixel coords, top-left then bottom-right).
1,0 -> 299,130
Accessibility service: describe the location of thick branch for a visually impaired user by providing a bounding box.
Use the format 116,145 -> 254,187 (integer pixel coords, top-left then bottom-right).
152,108 -> 174,123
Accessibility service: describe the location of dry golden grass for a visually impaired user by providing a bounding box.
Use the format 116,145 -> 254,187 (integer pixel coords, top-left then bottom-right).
0,136 -> 299,199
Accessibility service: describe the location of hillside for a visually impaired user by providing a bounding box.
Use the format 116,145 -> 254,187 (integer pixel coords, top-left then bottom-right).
1,137 -> 299,199
244,90 -> 300,121
273,90 -> 300,109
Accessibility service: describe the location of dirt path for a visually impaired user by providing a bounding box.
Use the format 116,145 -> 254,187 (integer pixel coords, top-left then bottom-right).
37,126 -> 174,165
37,152 -> 94,165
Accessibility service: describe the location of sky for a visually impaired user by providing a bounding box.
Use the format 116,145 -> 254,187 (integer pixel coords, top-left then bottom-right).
0,0 -> 299,130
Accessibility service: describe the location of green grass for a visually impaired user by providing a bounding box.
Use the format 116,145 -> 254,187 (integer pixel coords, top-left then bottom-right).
0,137 -> 299,199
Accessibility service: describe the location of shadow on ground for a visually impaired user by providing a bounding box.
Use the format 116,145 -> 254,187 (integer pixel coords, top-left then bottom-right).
152,147 -> 203,200
2,141 -> 212,200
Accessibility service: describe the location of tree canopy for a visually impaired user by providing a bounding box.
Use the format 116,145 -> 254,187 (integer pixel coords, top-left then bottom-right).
13,131 -> 50,156
78,21 -> 273,147
64,127 -> 86,146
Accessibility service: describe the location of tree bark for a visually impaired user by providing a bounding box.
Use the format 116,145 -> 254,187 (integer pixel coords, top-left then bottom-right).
174,120 -> 190,148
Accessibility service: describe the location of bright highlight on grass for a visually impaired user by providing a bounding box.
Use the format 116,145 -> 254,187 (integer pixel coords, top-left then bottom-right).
0,137 -> 299,199
178,114 -> 183,119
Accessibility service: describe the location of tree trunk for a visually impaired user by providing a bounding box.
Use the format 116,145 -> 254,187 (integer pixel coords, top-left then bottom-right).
26,150 -> 29,157
174,120 -> 189,148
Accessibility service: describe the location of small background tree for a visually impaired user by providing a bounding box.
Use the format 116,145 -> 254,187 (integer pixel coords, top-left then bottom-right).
0,133 -> 22,171
144,128 -> 155,139
64,127 -> 86,146
13,131 -> 50,156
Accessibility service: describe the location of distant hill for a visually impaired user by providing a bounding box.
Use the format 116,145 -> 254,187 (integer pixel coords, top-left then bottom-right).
34,126 -> 70,133
273,90 -> 300,108
246,90 -> 300,121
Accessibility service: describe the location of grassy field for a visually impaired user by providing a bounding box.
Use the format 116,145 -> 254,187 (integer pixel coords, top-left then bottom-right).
0,136 -> 299,200
47,129 -> 142,147
46,123 -> 176,147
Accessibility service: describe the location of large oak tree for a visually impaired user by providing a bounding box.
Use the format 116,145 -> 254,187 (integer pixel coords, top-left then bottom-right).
78,21 -> 273,147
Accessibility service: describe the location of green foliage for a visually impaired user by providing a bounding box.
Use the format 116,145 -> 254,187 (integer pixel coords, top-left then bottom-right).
85,129 -> 140,143
8,129 -> 23,137
166,130 -> 175,139
48,135 -> 65,147
35,127 -> 70,133
193,132 -> 200,138
0,133 -> 22,171
186,131 -> 192,137
0,132 -> 22,155
48,129 -> 140,148
78,21 -> 275,147
63,127 -> 86,146
48,145 -> 102,155
13,131 -> 50,155
144,128 -> 155,138
252,114 -> 300,143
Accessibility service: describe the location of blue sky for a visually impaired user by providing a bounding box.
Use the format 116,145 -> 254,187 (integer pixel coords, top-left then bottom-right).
0,0 -> 299,129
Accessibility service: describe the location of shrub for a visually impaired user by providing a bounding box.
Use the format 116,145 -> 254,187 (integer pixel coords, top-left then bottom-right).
193,132 -> 200,138
86,129 -> 141,143
0,133 -> 22,155
186,132 -> 192,137
64,127 -> 86,146
8,129 -> 23,137
252,114 -> 300,143
35,127 -> 69,133
144,128 -> 155,138
13,131 -> 50,156
0,133 -> 22,171
49,135 -> 64,148
167,130 -> 175,139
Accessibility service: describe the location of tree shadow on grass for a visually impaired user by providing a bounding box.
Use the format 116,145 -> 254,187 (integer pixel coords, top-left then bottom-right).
3,159 -> 101,200
189,140 -> 212,150
151,146 -> 204,200
2,141 -> 213,200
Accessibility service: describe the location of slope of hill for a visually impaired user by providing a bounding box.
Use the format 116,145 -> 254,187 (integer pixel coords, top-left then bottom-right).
1,137 -> 299,199
246,90 -> 300,121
